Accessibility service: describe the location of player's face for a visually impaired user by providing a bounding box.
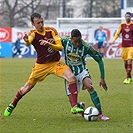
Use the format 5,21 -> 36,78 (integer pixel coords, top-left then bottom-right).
32,17 -> 44,32
71,36 -> 82,47
125,14 -> 131,23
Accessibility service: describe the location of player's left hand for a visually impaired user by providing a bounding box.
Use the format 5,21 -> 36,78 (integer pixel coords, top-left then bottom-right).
99,78 -> 108,91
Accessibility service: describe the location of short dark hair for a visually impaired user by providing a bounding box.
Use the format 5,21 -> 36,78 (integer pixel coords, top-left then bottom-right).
125,12 -> 131,16
71,29 -> 82,38
31,13 -> 41,22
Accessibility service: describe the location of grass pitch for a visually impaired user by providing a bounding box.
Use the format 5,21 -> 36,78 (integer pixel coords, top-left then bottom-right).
0,58 -> 132,133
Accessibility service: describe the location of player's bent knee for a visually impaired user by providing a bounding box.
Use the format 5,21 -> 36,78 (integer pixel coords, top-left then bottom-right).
20,84 -> 32,95
69,74 -> 76,82
19,87 -> 26,95
67,73 -> 76,83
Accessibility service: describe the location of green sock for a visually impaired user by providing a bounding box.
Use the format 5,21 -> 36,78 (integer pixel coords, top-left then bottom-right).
89,90 -> 102,114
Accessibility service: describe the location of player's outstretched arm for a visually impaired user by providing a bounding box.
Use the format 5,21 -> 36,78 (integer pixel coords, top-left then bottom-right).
111,24 -> 122,44
87,45 -> 108,91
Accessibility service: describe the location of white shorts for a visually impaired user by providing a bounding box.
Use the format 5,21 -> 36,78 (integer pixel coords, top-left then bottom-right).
65,69 -> 91,96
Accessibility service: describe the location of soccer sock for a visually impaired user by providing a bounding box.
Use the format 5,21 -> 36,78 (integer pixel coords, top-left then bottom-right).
12,90 -> 23,107
124,62 -> 128,70
127,64 -> 132,78
68,82 -> 78,107
89,90 -> 102,114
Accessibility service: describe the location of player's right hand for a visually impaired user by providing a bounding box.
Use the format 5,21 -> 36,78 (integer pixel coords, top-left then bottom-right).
23,34 -> 28,42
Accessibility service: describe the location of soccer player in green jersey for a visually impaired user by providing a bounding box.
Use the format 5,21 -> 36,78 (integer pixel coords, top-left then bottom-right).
61,29 -> 109,121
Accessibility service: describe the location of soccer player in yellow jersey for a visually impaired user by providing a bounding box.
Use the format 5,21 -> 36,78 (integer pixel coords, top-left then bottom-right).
4,13 -> 84,116
112,12 -> 133,84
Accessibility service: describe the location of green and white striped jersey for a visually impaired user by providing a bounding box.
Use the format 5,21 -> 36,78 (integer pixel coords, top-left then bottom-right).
61,36 -> 105,78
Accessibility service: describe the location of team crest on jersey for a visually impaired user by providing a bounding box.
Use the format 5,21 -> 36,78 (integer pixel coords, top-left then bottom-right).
67,53 -> 80,61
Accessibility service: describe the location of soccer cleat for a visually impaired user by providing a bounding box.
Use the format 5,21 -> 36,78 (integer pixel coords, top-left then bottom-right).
77,102 -> 85,110
99,114 -> 109,121
123,78 -> 131,84
77,102 -> 85,117
4,104 -> 15,116
71,105 -> 84,114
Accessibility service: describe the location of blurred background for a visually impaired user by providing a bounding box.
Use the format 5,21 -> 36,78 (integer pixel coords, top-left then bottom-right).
0,0 -> 133,27
0,0 -> 133,58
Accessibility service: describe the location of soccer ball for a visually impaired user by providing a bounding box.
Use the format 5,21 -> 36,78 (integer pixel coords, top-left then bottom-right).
84,106 -> 99,121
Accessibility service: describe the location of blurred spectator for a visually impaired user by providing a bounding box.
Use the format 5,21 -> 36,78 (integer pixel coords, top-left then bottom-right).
95,26 -> 108,57
12,36 -> 22,58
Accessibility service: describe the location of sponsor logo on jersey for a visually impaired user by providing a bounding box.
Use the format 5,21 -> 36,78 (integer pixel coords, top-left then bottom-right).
67,53 -> 80,60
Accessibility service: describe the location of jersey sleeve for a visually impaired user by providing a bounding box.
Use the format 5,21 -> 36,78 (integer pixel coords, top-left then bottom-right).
24,30 -> 35,46
83,40 -> 105,79
95,33 -> 98,40
89,47 -> 105,78
113,24 -> 122,41
49,27 -> 63,51
104,32 -> 108,41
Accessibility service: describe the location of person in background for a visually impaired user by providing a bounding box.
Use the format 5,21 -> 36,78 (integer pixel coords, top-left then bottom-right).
112,12 -> 133,84
95,26 -> 108,57
12,36 -> 22,58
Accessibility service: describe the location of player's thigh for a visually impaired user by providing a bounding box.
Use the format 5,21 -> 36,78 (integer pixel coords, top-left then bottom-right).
122,47 -> 133,60
55,61 -> 74,82
28,63 -> 52,85
128,47 -> 133,60
76,69 -> 91,90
